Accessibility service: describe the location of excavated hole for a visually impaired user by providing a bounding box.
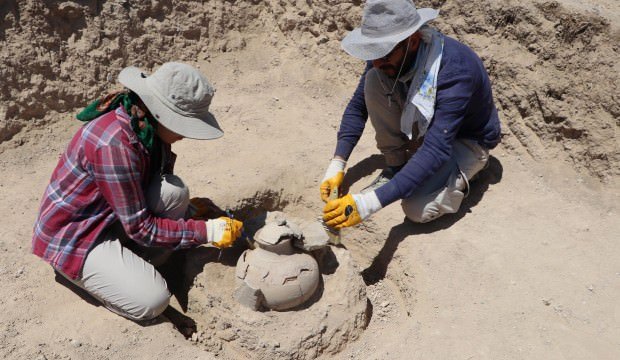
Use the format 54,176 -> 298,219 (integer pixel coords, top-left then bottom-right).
227,189 -> 292,221
175,189 -> 371,360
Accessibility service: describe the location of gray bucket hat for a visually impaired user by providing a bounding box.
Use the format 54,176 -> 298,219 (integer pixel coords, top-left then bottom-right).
118,62 -> 223,140
342,0 -> 439,61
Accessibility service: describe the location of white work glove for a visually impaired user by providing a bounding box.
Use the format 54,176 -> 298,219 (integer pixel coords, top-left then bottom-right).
320,158 -> 346,202
353,191 -> 383,221
206,217 -> 243,249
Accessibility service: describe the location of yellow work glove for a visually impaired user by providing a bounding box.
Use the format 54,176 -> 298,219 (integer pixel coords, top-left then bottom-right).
320,158 -> 346,203
323,192 -> 383,229
323,194 -> 362,228
206,217 -> 243,248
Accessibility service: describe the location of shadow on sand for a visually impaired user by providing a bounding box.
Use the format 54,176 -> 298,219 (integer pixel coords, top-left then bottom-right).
340,154 -> 385,195
54,258 -> 200,338
360,155 -> 504,285
53,198 -> 248,339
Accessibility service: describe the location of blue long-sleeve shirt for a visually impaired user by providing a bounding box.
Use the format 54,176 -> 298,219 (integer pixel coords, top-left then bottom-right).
335,36 -> 501,207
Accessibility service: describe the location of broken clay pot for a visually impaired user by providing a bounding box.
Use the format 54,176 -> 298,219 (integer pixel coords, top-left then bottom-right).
234,220 -> 320,311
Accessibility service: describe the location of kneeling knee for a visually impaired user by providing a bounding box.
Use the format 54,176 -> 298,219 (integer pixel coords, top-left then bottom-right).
147,174 -> 190,219
405,210 -> 437,224
402,200 -> 441,224
124,287 -> 170,321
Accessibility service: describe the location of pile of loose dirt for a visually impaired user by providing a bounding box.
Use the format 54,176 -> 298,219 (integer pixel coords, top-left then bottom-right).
0,0 -> 360,140
439,0 -> 619,181
1,0 -> 618,180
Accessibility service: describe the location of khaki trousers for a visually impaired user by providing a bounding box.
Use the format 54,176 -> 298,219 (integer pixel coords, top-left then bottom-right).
364,68 -> 489,223
59,174 -> 190,321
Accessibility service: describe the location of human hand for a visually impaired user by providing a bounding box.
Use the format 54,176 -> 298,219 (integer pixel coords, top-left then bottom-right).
322,194 -> 362,228
206,217 -> 243,248
320,158 -> 346,202
322,192 -> 382,229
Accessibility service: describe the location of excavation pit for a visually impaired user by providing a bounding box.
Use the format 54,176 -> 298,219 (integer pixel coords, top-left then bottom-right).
182,209 -> 369,359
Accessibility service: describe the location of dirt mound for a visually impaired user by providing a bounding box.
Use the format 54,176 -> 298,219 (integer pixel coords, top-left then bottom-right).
1,0 -> 617,180
183,243 -> 368,359
0,0 -> 360,140
437,0 -> 619,181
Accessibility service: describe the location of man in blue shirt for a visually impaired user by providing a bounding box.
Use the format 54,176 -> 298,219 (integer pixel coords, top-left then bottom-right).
321,0 -> 501,228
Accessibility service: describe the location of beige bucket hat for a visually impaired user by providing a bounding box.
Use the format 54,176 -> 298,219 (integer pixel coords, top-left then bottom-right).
342,0 -> 439,61
118,62 -> 223,140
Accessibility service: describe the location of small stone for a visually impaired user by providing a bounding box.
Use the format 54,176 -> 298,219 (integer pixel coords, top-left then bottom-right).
218,329 -> 238,342
70,339 -> 82,348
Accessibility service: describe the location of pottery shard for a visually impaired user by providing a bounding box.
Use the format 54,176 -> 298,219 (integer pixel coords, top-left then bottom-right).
255,222 -> 302,245
268,211 -> 288,226
294,221 -> 330,251
233,283 -> 264,311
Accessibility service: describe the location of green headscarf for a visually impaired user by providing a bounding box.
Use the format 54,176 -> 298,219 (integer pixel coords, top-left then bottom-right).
76,90 -> 157,151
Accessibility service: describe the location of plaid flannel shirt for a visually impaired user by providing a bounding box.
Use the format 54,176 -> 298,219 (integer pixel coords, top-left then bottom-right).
32,107 -> 207,280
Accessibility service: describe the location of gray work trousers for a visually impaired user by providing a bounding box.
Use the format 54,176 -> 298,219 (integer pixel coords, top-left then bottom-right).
59,174 -> 190,321
365,68 -> 489,223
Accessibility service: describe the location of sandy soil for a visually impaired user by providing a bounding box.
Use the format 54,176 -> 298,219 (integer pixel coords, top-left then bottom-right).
1,1 -> 618,359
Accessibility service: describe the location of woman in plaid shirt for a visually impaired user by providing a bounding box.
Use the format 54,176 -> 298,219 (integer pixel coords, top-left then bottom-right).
32,62 -> 243,321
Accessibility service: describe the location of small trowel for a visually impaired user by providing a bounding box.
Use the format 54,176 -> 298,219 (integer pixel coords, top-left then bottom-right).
321,186 -> 342,245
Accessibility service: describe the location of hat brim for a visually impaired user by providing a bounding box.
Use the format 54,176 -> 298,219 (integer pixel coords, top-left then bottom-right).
118,66 -> 224,140
341,8 -> 439,61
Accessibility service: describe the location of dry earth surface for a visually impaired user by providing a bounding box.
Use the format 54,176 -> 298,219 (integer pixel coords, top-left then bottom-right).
1,0 -> 618,359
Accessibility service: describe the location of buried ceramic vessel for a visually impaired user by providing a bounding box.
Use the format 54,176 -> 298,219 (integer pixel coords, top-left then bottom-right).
234,220 -> 320,311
